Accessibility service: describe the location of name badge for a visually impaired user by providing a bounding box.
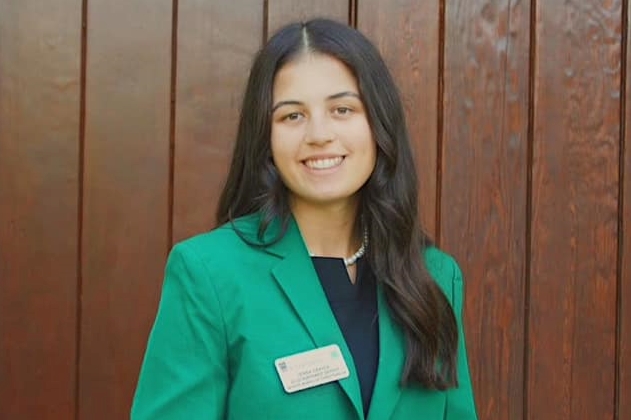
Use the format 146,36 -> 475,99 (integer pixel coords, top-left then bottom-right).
274,344 -> 350,393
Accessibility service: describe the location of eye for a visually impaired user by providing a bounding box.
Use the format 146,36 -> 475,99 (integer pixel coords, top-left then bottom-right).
333,107 -> 353,116
282,112 -> 303,122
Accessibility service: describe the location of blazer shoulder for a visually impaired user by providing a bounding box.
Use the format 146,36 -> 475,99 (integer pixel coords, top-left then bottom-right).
423,247 -> 464,307
173,213 -> 261,263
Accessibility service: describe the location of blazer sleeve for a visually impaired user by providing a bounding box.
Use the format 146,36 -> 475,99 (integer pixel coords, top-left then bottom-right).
131,242 -> 228,419
444,262 -> 479,420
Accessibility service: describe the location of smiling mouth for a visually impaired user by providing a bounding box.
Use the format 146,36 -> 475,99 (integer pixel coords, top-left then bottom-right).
303,156 -> 344,170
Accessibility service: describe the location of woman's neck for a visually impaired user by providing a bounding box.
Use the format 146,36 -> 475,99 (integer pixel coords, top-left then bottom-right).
291,198 -> 361,259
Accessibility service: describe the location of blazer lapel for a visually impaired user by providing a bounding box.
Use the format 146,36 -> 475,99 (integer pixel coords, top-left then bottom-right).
368,286 -> 448,419
366,286 -> 405,420
266,217 -> 364,419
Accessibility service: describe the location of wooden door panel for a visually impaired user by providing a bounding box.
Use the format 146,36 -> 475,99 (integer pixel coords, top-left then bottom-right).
0,1 -> 82,418
440,2 -> 531,419
528,1 -> 622,418
79,1 -> 173,418
267,0 -> 349,36
172,0 -> 263,242
357,0 -> 440,239
619,6 -> 631,418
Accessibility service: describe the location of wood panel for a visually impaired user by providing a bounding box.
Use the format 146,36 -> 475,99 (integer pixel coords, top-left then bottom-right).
172,0 -> 263,242
0,2 -> 81,418
620,3 -> 631,417
267,0 -> 349,37
79,1 -> 172,418
1,2 -> 630,419
440,2 -> 531,419
528,1 -> 622,419
357,0 -> 440,239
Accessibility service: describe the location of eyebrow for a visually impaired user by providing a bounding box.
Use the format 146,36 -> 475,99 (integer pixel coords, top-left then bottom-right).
271,91 -> 361,113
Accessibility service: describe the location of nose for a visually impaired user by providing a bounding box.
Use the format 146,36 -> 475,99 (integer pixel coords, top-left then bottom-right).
305,113 -> 334,145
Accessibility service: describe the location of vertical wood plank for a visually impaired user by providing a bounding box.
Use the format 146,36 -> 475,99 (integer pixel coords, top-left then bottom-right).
357,0 -> 440,239
267,0 -> 349,36
172,0 -> 263,242
440,1 -> 531,418
529,1 -> 622,419
0,2 -> 81,418
619,3 -> 631,417
79,1 -> 172,418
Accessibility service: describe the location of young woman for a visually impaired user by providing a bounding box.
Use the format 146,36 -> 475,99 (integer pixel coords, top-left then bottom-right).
132,18 -> 477,420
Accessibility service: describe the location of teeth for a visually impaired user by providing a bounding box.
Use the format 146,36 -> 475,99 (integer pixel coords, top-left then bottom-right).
304,157 -> 343,169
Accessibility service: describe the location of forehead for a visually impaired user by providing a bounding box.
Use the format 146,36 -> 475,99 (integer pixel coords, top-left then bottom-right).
272,53 -> 359,100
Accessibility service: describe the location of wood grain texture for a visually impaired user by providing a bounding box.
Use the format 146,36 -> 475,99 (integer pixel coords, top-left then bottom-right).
79,1 -> 172,418
620,4 -> 631,418
267,0 -> 349,36
528,1 -> 622,419
440,2 -> 531,418
172,0 -> 263,242
0,2 -> 81,418
357,0 -> 440,239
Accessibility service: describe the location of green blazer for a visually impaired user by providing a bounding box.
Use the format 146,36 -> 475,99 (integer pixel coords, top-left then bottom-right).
132,214 -> 478,419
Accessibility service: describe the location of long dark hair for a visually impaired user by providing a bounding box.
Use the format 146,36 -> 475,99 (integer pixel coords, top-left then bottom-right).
216,18 -> 458,390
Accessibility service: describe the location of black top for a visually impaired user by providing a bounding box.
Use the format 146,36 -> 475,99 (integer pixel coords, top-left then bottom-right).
311,257 -> 379,417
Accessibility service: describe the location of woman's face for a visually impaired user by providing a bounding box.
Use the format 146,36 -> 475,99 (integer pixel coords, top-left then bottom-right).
270,53 -> 377,211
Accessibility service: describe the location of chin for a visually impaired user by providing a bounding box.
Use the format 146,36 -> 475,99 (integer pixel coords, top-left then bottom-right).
302,192 -> 361,207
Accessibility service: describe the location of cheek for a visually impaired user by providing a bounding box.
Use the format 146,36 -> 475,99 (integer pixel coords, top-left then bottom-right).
354,119 -> 375,150
269,130 -> 284,163
271,125 -> 303,161
360,128 -> 377,164
361,140 -> 378,177
270,132 -> 294,174
367,144 -> 377,173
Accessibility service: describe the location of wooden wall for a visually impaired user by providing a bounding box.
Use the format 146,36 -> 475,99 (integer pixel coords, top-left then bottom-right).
0,1 -> 629,419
